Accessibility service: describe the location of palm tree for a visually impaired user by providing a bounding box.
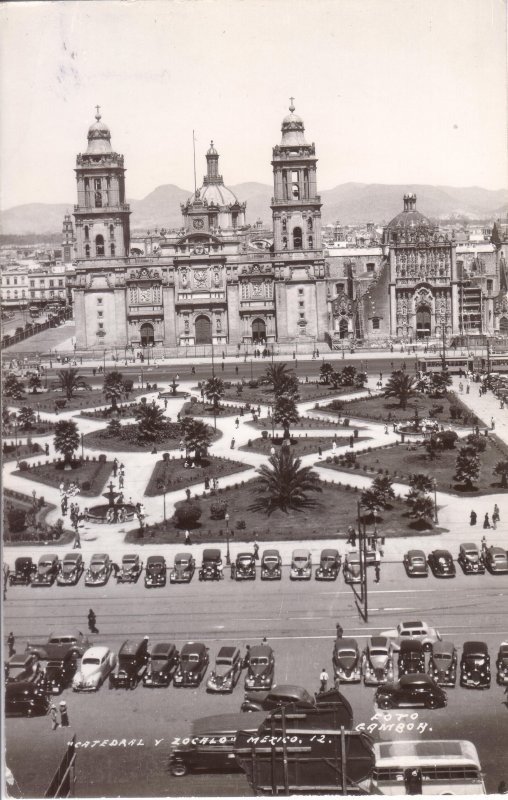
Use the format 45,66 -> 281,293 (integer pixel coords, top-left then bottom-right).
249,448 -> 322,515
103,371 -> 125,409
28,374 -> 42,394
319,362 -> 334,384
273,394 -> 299,439
371,475 -> 395,507
454,448 -> 480,491
180,418 -> 213,462
406,489 -> 434,524
3,374 -> 25,400
203,376 -> 225,410
360,487 -> 384,513
54,368 -> 91,400
17,407 -> 36,430
429,370 -> 452,397
265,363 -> 293,395
493,459 -> 508,488
134,401 -> 168,443
341,365 -> 357,386
408,473 -> 434,493
54,419 -> 80,466
383,370 -> 417,410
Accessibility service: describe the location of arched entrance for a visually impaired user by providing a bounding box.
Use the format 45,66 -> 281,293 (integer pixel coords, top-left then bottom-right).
500,317 -> 508,335
140,322 -> 154,346
416,306 -> 431,339
252,318 -> 266,342
195,315 -> 212,344
338,318 -> 349,339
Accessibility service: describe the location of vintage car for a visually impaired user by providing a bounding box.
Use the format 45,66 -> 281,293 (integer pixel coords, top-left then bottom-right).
403,549 -> 429,578
145,555 -> 167,587
397,639 -> 426,676
109,638 -> 150,689
43,651 -> 78,694
290,549 -> 312,580
27,629 -> 90,661
143,642 -> 179,687
9,556 -> 37,585
315,548 -> 341,581
173,642 -> 209,687
116,553 -> 143,583
241,684 -> 316,712
232,553 -> 256,581
32,553 -> 60,587
57,552 -> 84,586
85,553 -> 112,586
5,652 -> 43,685
380,620 -> 442,652
5,681 -> 50,717
460,641 -> 491,688
458,542 -> 485,575
428,641 -> 457,686
260,549 -> 282,580
206,646 -> 243,693
427,549 -> 456,578
198,549 -> 223,582
72,646 -> 117,692
333,637 -> 362,683
375,674 -> 447,709
362,637 -> 394,686
244,644 -> 275,691
495,642 -> 508,685
170,552 -> 195,584
343,551 -> 362,584
484,546 -> 508,574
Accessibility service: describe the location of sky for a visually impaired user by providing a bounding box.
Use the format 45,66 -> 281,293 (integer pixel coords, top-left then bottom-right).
0,0 -> 506,211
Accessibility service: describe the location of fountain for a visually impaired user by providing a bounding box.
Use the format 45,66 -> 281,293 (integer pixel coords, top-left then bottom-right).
86,480 -> 136,524
395,402 -> 438,442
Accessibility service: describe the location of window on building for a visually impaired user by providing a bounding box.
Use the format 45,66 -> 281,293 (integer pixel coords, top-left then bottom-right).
40,279 -> 44,286
5,278 -> 10,285
487,279 -> 493,292
291,170 -> 300,199
110,243 -> 115,256
84,225 -> 89,241
58,279 -> 64,287
299,301 -> 304,308
299,312 -> 305,320
282,218 -> 287,233
14,289 -> 18,295
98,322 -> 104,329
307,217 -> 313,232
372,317 -> 380,330
14,278 -> 17,285
94,178 -> 101,190
282,236 -> 288,249
49,280 -> 54,287
109,224 -> 114,239
30,291 -> 35,298
95,235 -> 105,256
293,227 -> 302,249
298,288 -> 304,296
21,290 -> 25,297
97,297 -> 103,305
85,244 -> 90,257
336,283 -> 344,294
308,236 -> 313,248
97,310 -> 103,318
95,191 -> 102,208
367,263 -> 375,273
30,280 -> 35,288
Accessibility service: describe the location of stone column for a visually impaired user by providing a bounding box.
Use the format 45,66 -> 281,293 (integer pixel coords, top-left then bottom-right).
162,285 -> 177,346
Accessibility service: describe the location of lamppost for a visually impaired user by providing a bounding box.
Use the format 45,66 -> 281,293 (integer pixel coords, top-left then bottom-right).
103,349 -> 106,374
250,360 -> 253,380
225,512 -> 231,565
433,478 -> 438,524
373,508 -> 379,543
157,480 -> 167,521
81,433 -> 84,462
354,502 -> 369,622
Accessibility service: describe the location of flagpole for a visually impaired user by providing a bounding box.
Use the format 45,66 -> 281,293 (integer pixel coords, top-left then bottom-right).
193,130 -> 197,194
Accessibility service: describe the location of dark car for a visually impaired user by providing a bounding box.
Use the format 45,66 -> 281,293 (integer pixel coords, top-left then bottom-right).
403,549 -> 428,578
199,549 -> 223,581
57,552 -> 84,586
173,642 -> 209,687
5,681 -> 50,717
362,637 -> 394,686
428,641 -> 457,687
145,555 -> 167,588
244,644 -> 275,691
241,684 -> 316,712
315,548 -> 341,581
375,674 -> 447,709
495,642 -> 508,685
398,639 -> 426,676
43,651 -> 78,695
116,554 -> 143,583
206,646 -> 243,693
5,652 -> 43,685
260,549 -> 282,580
343,551 -> 362,584
484,547 -> 508,574
428,549 -> 456,578
460,641 -> 491,689
143,642 -> 179,687
32,554 -> 60,586
458,543 -> 485,575
333,637 -> 362,683
109,638 -> 150,689
9,557 -> 36,585
232,553 -> 256,581
170,552 -> 195,584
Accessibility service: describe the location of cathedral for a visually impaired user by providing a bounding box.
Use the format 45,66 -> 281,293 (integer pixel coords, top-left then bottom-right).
69,105 -> 508,350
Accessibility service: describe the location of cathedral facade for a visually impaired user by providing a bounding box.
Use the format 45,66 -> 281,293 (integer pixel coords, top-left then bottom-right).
69,106 -> 508,350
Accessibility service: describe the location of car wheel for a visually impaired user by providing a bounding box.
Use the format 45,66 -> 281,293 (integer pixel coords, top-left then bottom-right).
427,697 -> 439,709
378,698 -> 392,709
423,642 -> 432,652
170,761 -> 188,778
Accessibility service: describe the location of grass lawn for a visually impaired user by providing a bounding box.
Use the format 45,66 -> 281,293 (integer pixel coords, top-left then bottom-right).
145,455 -> 251,496
3,491 -> 73,546
3,422 -> 55,438
82,424 -> 221,452
125,479 -> 445,545
221,381 -> 359,407
12,458 -> 114,497
240,434 -> 369,456
320,392 -> 471,425
181,401 -> 243,418
9,388 -> 147,413
319,435 -> 508,495
248,416 -> 366,432
2,442 -> 44,462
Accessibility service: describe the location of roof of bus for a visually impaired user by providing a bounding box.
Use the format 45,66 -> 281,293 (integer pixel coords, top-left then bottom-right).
374,740 -> 480,766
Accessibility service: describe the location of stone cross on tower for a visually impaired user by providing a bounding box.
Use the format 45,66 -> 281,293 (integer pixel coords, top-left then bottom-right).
289,97 -> 295,112
95,104 -> 101,119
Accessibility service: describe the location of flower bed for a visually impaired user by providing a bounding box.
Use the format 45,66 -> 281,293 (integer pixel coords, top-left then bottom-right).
12,456 -> 114,497
3,489 -> 72,545
8,387 -> 148,413
2,441 -> 44,462
319,392 -> 475,426
82,423 -> 221,453
145,455 -> 251,496
240,434 -> 369,456
180,400 -> 242,418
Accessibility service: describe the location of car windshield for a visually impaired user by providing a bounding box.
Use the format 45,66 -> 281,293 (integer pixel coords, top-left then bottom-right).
91,560 -> 104,567
465,550 -> 478,558
40,560 -> 53,567
370,649 -> 388,657
152,655 -> 168,664
238,557 -> 252,564
82,657 -> 100,665
412,557 -> 425,565
124,559 -> 137,566
494,554 -> 507,562
182,653 -> 199,663
264,557 -> 278,564
216,658 -> 234,666
338,648 -> 357,657
294,557 -> 308,564
434,653 -> 451,662
176,559 -> 188,566
250,657 -> 268,666
49,637 -> 76,645
149,562 -> 163,570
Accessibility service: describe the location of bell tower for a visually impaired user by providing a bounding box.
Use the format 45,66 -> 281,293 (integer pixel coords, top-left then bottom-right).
271,100 -> 322,253
73,107 -> 131,260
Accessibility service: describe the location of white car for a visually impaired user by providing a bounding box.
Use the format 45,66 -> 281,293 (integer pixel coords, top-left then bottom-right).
380,620 -> 442,652
72,646 -> 117,692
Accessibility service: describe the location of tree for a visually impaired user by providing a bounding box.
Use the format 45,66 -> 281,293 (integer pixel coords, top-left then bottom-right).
355,371 -> 368,388
371,475 -> 395,508
319,362 -> 334,384
174,501 -> 202,529
436,430 -> 458,450
265,363 -> 293,395
383,370 -> 417,409
203,376 -> 225,410
408,473 -> 434,493
134,401 -> 168,444
180,418 -> 213,462
106,417 -> 122,437
103,371 -> 125,409
28,374 -> 42,394
54,419 -> 80,466
3,374 -> 25,400
425,434 -> 442,460
493,459 -> 508,489
341,365 -> 357,386
406,489 -> 434,523
454,448 -> 480,491
429,370 -> 452,397
54,368 -> 91,400
464,433 -> 487,453
273,393 -> 299,439
249,448 -> 322,515
360,487 -> 384,513
330,371 -> 343,389
17,407 -> 36,430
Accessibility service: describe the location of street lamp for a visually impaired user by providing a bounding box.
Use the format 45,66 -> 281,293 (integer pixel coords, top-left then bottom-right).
81,433 -> 84,462
225,512 -> 231,565
433,478 -> 438,524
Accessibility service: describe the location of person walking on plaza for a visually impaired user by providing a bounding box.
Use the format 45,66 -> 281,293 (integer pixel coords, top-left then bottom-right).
336,622 -> 343,639
470,510 -> 477,526
50,705 -> 59,731
73,529 -> 81,549
253,541 -> 259,560
483,513 -> 491,529
113,458 -> 118,478
319,667 -> 329,693
493,503 -> 500,524
7,632 -> 15,657
88,609 -> 98,634
235,418 -> 239,429
481,535 -> 488,555
375,562 -> 381,583
119,472 -> 124,489
230,437 -> 235,449
59,701 -> 70,727
45,443 -> 49,456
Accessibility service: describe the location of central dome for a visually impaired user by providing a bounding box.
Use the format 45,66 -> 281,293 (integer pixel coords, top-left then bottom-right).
386,194 -> 432,230
86,108 -> 112,155
198,182 -> 239,207
280,99 -> 308,147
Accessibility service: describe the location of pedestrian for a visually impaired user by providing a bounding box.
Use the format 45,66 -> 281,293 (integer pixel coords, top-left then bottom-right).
253,541 -> 259,560
483,513 -> 491,529
318,446 -> 322,459
336,622 -> 343,639
319,667 -> 329,693
112,562 -> 120,577
230,437 -> 235,449
243,644 -> 251,669
491,416 -> 495,430
164,399 -> 168,410
481,535 -> 487,554
185,530 -> 191,545
45,443 -> 49,456
73,530 -> 81,550
204,476 -> 210,490
235,417 -> 239,429
119,474 -> 124,489
459,381 -> 464,394
59,700 -> 69,727
347,525 -> 356,547
375,563 -> 381,583
7,631 -> 15,657
221,361 -> 225,372
384,424 -> 388,434
50,705 -> 60,730
87,609 -> 98,634
470,510 -> 477,526
235,365 -> 239,375
493,503 -> 500,523
112,458 -> 118,478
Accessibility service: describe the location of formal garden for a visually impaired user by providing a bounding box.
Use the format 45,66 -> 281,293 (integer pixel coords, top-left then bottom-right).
3,488 -> 72,545
145,453 -> 251,496
240,433 -> 369,456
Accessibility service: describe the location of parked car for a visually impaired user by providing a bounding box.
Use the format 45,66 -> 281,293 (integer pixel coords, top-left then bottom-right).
73,646 -> 117,692
206,646 -> 243,693
428,641 -> 457,687
375,674 -> 447,709
199,549 -> 223,581
458,543 -> 485,575
398,639 -> 426,676
170,552 -> 195,584
460,641 -> 491,689
143,642 -> 179,687
109,638 -> 150,689
315,549 -> 341,581
403,549 -> 428,578
116,553 -> 143,583
43,651 -> 78,694
495,642 -> 508,685
343,551 -> 361,584
380,620 -> 442,652
362,637 -> 395,686
9,556 -> 36,585
427,549 -> 456,578
484,546 -> 508,574
145,555 -> 167,588
244,644 -> 275,691
260,549 -> 282,580
333,637 -> 362,683
5,652 -> 43,685
173,642 -> 209,687
241,684 -> 316,712
232,553 -> 256,581
57,552 -> 84,586
5,681 -> 50,717
290,549 -> 312,580
32,554 -> 60,586
85,553 -> 112,586
27,629 -> 90,661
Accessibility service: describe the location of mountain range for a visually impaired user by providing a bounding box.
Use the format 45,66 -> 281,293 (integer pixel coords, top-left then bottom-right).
1,182 -> 506,236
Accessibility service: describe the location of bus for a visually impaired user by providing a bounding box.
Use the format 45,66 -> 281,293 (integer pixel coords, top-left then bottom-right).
419,356 -> 475,374
371,740 -> 486,795
29,306 -> 41,319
